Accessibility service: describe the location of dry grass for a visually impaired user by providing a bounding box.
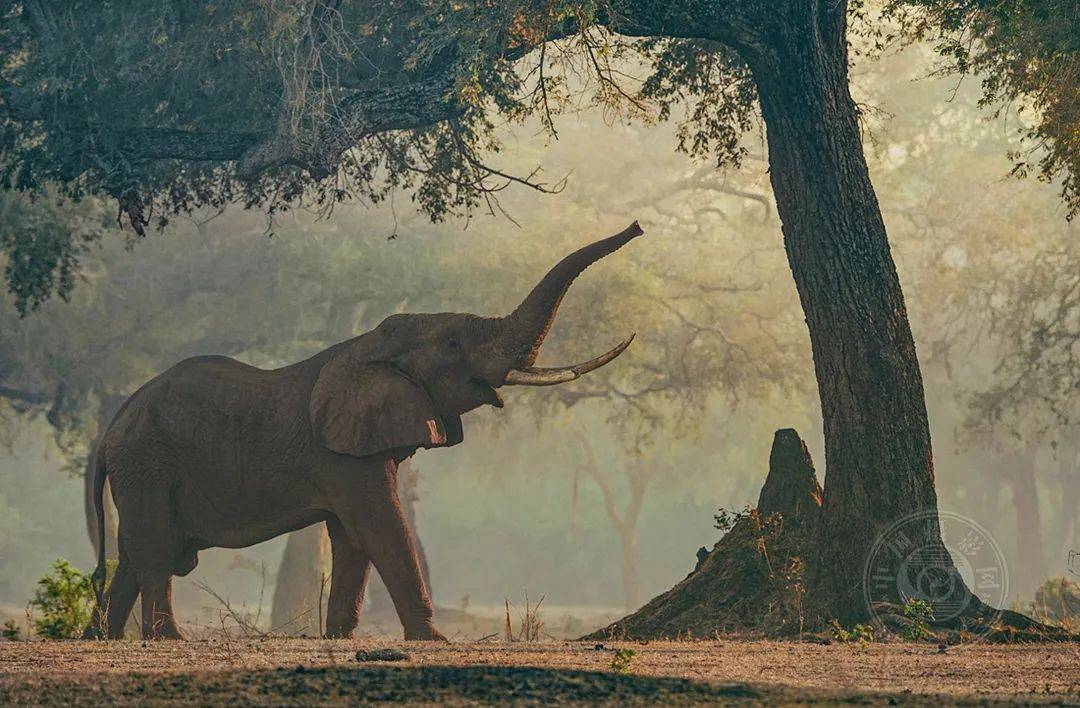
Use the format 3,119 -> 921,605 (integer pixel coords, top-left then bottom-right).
0,638 -> 1077,704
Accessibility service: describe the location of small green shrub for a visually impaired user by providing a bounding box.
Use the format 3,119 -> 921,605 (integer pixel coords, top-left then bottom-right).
610,647 -> 636,673
2,620 -> 21,641
851,623 -> 875,642
828,620 -> 875,643
828,619 -> 851,642
900,598 -> 934,641
30,559 -> 95,639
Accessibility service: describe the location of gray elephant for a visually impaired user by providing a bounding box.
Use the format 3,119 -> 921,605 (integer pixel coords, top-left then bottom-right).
87,222 -> 644,640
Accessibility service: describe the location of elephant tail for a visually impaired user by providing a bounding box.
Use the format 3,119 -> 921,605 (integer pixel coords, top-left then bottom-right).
89,447 -> 108,605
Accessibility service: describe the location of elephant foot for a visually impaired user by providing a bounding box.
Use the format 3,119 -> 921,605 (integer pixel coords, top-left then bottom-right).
403,622 -> 448,641
324,627 -> 357,640
143,619 -> 185,641
145,630 -> 185,641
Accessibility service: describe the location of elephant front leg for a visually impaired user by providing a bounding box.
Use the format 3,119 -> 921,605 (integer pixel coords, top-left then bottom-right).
324,518 -> 372,639
332,471 -> 446,641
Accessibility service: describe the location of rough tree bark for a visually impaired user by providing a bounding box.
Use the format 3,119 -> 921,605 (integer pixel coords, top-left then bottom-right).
744,5 -> 949,623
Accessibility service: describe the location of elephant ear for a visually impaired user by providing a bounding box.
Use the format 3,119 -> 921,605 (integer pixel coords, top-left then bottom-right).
309,355 -> 463,459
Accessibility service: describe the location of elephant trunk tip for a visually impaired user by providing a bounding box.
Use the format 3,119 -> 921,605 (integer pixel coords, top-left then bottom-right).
502,220 -> 643,379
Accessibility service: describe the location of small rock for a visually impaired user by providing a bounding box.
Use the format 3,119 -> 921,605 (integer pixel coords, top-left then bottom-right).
355,648 -> 410,662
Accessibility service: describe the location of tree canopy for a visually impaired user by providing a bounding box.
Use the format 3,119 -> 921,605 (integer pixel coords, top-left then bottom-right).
883,0 -> 1079,217
2,0 -> 1076,314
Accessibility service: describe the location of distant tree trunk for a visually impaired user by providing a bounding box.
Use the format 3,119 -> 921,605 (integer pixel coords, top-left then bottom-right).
747,8 -> 951,622
574,431 -> 649,611
977,453 -> 1005,542
1005,443 -> 1047,597
1052,430 -> 1079,566
618,523 -> 641,611
269,523 -> 330,635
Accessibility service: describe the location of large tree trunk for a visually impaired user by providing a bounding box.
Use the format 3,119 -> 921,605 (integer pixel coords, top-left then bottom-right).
746,7 -> 949,623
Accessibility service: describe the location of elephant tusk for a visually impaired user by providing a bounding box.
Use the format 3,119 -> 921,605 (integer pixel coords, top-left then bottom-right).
503,334 -> 635,386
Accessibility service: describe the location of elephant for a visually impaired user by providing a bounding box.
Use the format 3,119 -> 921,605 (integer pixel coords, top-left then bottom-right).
86,221 -> 644,640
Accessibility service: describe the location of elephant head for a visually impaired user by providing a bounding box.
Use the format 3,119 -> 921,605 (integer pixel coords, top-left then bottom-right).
309,221 -> 644,458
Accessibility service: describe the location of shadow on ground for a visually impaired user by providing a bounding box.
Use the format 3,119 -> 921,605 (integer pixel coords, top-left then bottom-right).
0,664 -> 1061,706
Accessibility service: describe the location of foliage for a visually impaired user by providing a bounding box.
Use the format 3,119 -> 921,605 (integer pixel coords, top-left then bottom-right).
885,0 -> 1080,218
609,647 -> 636,673
3,0 -> 1074,315
899,598 -> 934,641
828,619 -> 875,643
1,619 -> 21,641
0,1 -> 595,235
0,193 -> 111,316
29,559 -> 94,639
713,506 -> 750,534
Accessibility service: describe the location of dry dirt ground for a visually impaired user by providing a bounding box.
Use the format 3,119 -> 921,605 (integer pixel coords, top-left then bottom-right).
1,639 -> 1078,705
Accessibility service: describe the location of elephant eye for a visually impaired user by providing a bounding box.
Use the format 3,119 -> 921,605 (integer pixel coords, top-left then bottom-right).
447,337 -> 460,352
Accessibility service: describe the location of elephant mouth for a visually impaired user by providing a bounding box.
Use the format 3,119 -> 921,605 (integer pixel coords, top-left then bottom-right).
470,377 -> 505,408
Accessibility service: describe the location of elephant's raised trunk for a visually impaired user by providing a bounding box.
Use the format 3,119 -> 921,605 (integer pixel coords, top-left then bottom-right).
501,221 -> 643,385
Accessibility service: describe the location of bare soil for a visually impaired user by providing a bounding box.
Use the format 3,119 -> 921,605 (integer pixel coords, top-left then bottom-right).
1,638 -> 1077,705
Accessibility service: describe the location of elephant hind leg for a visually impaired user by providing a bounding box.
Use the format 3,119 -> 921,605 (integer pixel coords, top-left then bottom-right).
140,571 -> 183,640
103,561 -> 140,639
325,517 -> 372,639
